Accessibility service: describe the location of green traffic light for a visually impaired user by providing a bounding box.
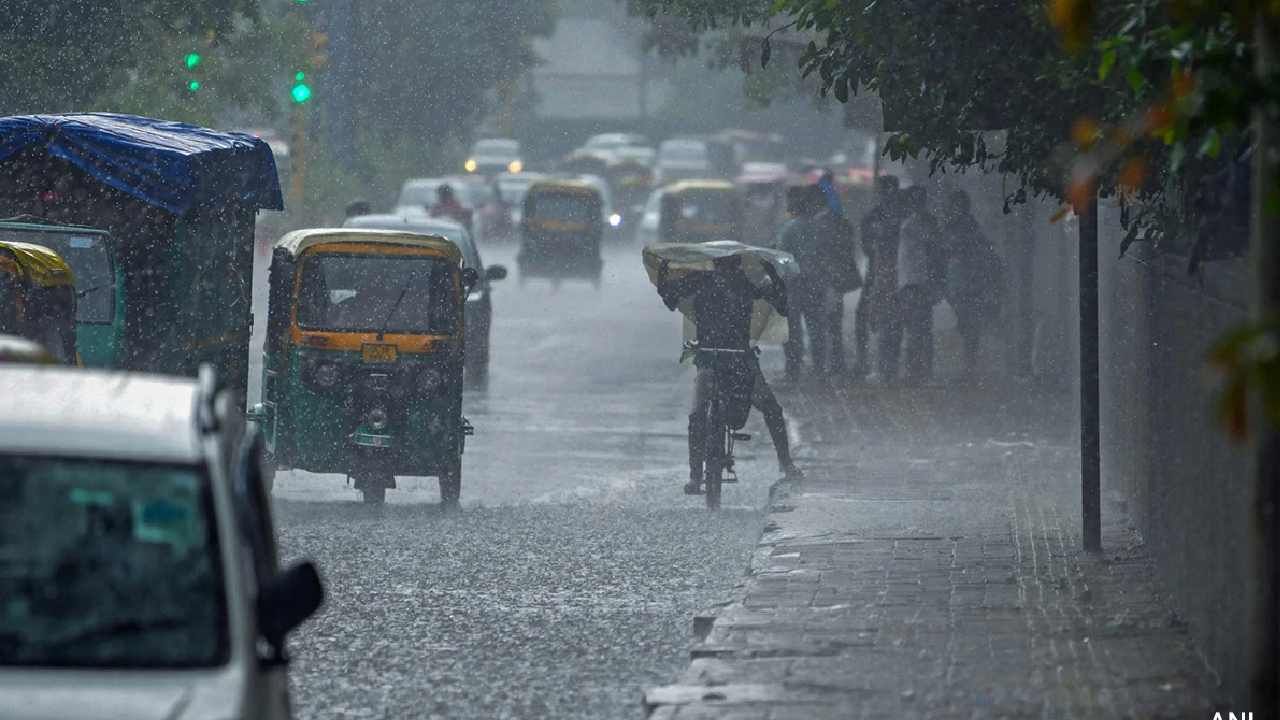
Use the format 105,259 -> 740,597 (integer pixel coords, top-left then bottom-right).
187,80 -> 201,92
184,53 -> 202,70
291,82 -> 312,104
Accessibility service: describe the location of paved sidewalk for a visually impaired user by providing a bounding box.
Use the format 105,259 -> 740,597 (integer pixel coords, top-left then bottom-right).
644,380 -> 1220,718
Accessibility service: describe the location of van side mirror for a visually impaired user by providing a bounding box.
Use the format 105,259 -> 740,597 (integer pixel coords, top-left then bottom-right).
258,560 -> 324,654
461,267 -> 480,293
485,264 -> 508,282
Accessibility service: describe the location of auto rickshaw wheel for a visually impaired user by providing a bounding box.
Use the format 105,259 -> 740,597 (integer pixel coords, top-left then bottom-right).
439,456 -> 462,507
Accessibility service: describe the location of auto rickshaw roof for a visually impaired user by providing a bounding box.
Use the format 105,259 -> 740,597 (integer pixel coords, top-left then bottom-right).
275,228 -> 463,262
0,113 -> 283,215
0,240 -> 74,287
666,179 -> 738,193
527,179 -> 602,197
0,216 -> 111,237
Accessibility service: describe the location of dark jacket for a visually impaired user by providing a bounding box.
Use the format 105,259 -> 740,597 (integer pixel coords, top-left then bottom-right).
657,267 -> 786,350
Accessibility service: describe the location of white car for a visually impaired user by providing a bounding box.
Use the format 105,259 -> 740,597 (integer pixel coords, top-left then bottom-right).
655,139 -> 711,184
0,365 -> 323,720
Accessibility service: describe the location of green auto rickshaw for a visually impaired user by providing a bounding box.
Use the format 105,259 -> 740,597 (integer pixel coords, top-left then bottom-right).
0,240 -> 77,364
250,228 -> 479,505
0,218 -> 119,366
518,179 -> 604,287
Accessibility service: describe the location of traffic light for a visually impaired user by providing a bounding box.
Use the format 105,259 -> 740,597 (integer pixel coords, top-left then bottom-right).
182,52 -> 203,92
291,72 -> 313,104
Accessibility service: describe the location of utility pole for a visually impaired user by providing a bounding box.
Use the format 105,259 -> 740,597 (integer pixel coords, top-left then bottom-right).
1250,9 -> 1280,715
1078,197 -> 1101,553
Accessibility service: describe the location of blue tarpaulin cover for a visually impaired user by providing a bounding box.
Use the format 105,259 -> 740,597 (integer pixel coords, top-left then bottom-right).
0,113 -> 284,215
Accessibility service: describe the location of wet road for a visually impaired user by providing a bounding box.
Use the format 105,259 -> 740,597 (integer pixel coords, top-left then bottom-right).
253,240 -> 779,718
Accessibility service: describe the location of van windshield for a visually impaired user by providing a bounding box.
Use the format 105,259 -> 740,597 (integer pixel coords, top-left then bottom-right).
0,457 -> 227,668
0,230 -> 114,324
297,253 -> 457,334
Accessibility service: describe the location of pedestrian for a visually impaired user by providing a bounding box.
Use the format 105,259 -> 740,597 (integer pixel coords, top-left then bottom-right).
779,185 -> 837,379
857,176 -> 902,379
943,190 -> 1004,376
885,185 -> 944,385
816,170 -> 861,375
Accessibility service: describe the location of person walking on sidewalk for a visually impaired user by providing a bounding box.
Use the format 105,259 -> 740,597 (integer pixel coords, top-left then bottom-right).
857,176 -> 903,380
942,190 -> 1004,376
885,186 -> 945,385
655,255 -> 803,494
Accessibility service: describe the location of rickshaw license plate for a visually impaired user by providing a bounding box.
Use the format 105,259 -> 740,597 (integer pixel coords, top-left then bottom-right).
361,343 -> 398,363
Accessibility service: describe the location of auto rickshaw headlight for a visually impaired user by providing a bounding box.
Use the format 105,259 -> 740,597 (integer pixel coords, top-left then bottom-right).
464,158 -> 478,173
507,160 -> 523,174
608,212 -> 622,228
313,362 -> 341,388
366,406 -> 389,431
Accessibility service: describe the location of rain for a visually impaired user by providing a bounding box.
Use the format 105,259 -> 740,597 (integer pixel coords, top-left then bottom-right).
0,1 -> 1275,719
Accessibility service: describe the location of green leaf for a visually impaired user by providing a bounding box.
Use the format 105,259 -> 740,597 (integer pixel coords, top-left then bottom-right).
1198,128 -> 1222,159
1099,47 -> 1117,81
1126,67 -> 1144,93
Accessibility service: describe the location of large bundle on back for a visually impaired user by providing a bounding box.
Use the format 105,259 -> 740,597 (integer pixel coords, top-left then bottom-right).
641,240 -> 798,345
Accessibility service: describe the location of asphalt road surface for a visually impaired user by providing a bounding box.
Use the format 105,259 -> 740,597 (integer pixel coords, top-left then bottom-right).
251,238 -> 780,719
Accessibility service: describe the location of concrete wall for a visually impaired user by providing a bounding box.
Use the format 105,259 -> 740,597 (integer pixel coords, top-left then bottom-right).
1097,200 -> 1250,700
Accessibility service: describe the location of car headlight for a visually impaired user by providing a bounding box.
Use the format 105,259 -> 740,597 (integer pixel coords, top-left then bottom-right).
464,158 -> 478,173
508,160 -> 523,174
313,362 -> 340,388
420,367 -> 445,393
366,406 -> 389,431
608,212 -> 622,227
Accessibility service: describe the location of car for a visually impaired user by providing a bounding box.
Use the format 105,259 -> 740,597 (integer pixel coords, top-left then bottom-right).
495,171 -> 548,227
572,173 -> 624,232
655,139 -> 712,185
583,133 -> 651,163
343,214 -> 507,387
464,138 -> 523,177
611,145 -> 656,168
636,187 -> 666,246
396,177 -> 503,241
0,364 -> 323,720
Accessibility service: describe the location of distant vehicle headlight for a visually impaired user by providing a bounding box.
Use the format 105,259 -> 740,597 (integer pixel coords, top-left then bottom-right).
608,213 -> 622,228
507,160 -> 523,174
464,158 -> 478,173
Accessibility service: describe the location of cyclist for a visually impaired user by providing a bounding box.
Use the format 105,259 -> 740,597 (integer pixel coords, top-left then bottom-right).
655,254 -> 804,494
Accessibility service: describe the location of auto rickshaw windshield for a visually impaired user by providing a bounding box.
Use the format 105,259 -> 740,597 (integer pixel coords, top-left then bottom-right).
297,253 -> 457,334
528,193 -> 599,224
675,190 -> 737,224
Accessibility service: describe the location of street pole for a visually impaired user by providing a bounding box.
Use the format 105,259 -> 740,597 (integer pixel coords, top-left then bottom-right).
1078,197 -> 1101,553
288,104 -> 307,215
1250,10 -> 1280,715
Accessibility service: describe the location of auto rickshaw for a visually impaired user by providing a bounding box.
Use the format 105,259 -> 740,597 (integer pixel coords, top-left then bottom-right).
0,217 -> 120,366
250,229 -> 479,505
518,180 -> 604,287
658,180 -> 743,245
0,240 -> 77,364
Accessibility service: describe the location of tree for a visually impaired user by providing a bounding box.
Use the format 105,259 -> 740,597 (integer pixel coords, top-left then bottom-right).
0,0 -> 262,116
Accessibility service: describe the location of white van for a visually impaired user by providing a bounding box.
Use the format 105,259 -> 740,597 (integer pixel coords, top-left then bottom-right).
0,365 -> 323,720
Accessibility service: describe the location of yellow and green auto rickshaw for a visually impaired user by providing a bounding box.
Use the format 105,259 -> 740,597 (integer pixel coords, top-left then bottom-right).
658,180 -> 743,245
0,218 -> 119,366
0,240 -> 77,364
249,229 -> 479,505
518,179 -> 604,287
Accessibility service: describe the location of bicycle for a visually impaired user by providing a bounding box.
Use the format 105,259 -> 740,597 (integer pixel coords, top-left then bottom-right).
685,341 -> 754,510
